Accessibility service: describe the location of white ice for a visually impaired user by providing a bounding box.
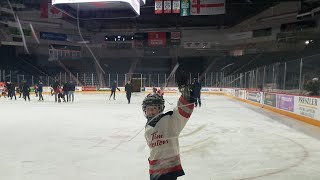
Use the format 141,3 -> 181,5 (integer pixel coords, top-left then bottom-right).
1,92 -> 320,180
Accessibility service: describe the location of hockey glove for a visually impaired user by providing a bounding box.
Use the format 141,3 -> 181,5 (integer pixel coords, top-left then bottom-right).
175,65 -> 188,88
179,84 -> 195,103
175,65 -> 195,103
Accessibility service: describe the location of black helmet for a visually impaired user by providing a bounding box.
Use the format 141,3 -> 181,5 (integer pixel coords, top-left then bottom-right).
142,93 -> 165,119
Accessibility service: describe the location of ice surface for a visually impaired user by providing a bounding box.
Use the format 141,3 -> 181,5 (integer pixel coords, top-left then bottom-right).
1,92 -> 320,180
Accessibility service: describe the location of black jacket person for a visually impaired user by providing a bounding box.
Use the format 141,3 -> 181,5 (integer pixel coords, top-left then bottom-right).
22,82 -> 30,101
125,81 -> 133,104
192,78 -> 202,107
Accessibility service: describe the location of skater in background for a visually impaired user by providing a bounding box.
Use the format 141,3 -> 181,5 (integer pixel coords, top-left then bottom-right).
0,83 -> 8,98
6,81 -> 11,98
0,87 -> 3,98
52,80 -> 60,102
18,82 -> 23,98
34,84 -> 38,97
68,80 -> 75,102
109,80 -> 120,100
63,82 -> 70,102
125,80 -> 132,104
57,88 -> 66,103
22,81 -> 30,101
9,82 -> 16,100
192,78 -> 202,107
50,83 -> 54,96
152,87 -> 157,94
152,87 -> 164,96
158,87 -> 164,96
143,65 -> 194,180
6,82 -> 12,99
38,81 -> 44,101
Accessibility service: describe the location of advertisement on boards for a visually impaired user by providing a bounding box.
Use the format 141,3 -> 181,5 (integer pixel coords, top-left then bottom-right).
246,91 -> 262,103
277,94 -> 294,112
294,96 -> 320,120
264,93 -> 277,107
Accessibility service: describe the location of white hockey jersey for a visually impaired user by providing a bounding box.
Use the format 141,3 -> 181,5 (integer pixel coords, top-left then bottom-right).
145,96 -> 194,179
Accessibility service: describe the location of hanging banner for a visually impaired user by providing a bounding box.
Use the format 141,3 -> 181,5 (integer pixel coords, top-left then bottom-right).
171,32 -> 181,39
180,0 -> 190,16
170,31 -> 181,46
155,0 -> 163,14
164,0 -> 172,13
184,42 -> 211,49
190,0 -> 225,15
148,32 -> 167,47
40,0 -> 48,18
172,0 -> 181,13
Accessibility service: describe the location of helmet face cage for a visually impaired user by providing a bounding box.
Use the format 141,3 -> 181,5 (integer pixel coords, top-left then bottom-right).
142,94 -> 165,119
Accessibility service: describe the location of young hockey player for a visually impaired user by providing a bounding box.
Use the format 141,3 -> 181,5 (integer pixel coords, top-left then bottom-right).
57,88 -> 66,103
143,65 -> 194,180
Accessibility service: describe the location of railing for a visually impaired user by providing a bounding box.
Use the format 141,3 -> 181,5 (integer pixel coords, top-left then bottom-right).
0,70 -> 220,88
222,54 -> 320,95
0,54 -> 319,96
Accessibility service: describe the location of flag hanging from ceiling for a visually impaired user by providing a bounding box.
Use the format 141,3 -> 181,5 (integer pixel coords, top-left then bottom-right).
155,0 -> 163,14
180,0 -> 190,16
164,0 -> 172,13
40,0 -> 48,18
190,0 -> 225,15
172,0 -> 180,13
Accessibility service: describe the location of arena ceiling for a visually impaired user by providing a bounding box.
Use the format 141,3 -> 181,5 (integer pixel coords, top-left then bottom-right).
3,0 -> 302,31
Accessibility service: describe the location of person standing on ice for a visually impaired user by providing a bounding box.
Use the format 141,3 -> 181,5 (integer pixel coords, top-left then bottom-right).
192,78 -> 202,107
109,80 -> 120,100
9,82 -> 16,100
38,81 -> 44,101
18,82 -> 23,98
68,81 -> 75,102
52,80 -> 60,102
22,81 -> 30,101
125,80 -> 132,104
63,82 -> 70,102
143,66 -> 195,180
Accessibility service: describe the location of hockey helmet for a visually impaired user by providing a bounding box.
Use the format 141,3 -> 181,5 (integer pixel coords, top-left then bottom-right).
142,93 -> 165,119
